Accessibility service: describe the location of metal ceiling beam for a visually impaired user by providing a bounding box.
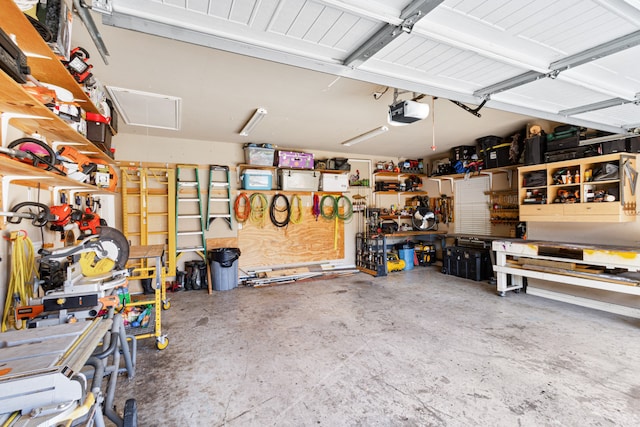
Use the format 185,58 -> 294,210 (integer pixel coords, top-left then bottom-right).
473,71 -> 545,98
343,0 -> 443,68
559,98 -> 631,116
551,29 -> 640,72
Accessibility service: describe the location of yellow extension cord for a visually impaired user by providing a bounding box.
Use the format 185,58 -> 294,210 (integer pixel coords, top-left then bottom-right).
2,231 -> 37,332
289,194 -> 303,224
249,193 -> 269,228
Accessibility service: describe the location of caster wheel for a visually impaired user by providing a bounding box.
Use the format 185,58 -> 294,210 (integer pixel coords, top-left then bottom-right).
498,291 -> 506,297
156,338 -> 169,350
514,289 -> 521,294
123,399 -> 137,427
162,301 -> 171,310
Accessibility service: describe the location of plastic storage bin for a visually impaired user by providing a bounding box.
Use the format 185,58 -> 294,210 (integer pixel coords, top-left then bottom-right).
208,248 -> 241,291
244,146 -> 275,166
277,151 -> 314,169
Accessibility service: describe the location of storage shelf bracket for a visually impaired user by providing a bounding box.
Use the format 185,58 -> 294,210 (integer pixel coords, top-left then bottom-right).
428,177 -> 454,195
1,112 -> 52,147
480,168 -> 513,189
2,175 -> 52,211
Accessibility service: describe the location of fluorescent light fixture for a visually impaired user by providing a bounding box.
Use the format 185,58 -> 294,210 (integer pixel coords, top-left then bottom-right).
239,108 -> 267,136
341,126 -> 389,146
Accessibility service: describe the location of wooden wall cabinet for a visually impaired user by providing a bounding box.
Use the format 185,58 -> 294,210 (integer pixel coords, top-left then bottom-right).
518,153 -> 637,222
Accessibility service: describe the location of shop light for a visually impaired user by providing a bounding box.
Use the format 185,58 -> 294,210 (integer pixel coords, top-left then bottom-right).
341,126 -> 389,146
239,108 -> 267,136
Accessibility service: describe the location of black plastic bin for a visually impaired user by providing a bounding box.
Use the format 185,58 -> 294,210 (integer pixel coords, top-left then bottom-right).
208,248 -> 241,291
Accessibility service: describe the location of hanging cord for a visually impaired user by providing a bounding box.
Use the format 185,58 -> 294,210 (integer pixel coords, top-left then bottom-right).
336,195 -> 354,222
289,194 -> 303,224
2,231 -> 38,332
269,193 -> 291,228
312,194 -> 321,221
320,194 -> 338,220
234,192 -> 251,223
249,193 -> 269,227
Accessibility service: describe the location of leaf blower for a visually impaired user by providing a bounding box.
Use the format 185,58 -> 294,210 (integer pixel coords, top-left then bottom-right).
49,204 -> 107,240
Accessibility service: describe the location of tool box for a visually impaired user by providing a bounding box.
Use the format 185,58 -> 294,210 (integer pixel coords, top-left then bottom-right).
476,135 -> 513,169
524,135 -> 546,165
278,169 -> 319,191
442,246 -> 492,281
320,172 -> 349,192
241,169 -> 273,190
449,145 -> 476,163
277,151 -> 314,169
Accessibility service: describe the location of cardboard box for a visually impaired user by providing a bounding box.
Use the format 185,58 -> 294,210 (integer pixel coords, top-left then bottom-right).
278,169 -> 319,191
241,169 -> 272,190
320,173 -> 348,192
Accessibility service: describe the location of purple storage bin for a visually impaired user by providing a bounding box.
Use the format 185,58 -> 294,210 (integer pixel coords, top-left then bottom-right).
277,151 -> 314,169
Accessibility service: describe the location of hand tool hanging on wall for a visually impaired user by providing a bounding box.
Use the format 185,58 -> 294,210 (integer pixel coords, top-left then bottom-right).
1,138 -> 66,176
0,202 -> 54,227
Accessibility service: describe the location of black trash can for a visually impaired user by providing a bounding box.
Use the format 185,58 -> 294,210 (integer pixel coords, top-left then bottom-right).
208,248 -> 241,291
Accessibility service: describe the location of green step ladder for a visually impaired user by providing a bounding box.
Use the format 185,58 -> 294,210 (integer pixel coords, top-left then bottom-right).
175,165 -> 206,259
206,165 -> 233,230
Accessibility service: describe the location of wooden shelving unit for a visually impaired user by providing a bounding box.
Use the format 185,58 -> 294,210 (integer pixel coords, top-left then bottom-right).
518,153 -> 637,222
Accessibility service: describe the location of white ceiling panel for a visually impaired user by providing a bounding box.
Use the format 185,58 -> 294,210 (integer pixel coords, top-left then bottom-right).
490,79 -> 614,113
572,103 -> 640,128
373,34 -> 528,91
561,44 -> 640,100
98,0 -> 640,151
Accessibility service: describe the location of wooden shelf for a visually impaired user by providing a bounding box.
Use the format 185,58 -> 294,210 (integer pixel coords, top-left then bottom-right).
0,156 -> 117,194
1,0 -> 99,114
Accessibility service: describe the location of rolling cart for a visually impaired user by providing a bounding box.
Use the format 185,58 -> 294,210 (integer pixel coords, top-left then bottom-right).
126,245 -> 169,350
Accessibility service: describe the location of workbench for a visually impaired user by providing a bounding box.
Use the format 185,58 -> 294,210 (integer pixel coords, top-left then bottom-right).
492,239 -> 640,317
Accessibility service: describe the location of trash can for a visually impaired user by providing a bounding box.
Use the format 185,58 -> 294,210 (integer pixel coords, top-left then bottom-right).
396,242 -> 415,270
208,248 -> 241,291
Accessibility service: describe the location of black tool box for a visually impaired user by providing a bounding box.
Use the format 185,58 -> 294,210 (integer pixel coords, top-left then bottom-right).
546,135 -> 580,152
524,135 -> 546,165
601,137 -> 640,154
442,246 -> 492,281
450,145 -> 476,163
544,145 -> 599,163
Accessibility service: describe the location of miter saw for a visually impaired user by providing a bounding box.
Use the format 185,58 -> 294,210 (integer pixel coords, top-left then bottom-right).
16,226 -> 131,327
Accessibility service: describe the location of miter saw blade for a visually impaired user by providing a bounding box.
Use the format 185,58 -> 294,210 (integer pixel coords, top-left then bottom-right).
82,226 -> 130,273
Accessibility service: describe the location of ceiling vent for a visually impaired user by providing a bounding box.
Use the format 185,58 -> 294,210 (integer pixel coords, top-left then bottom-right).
106,86 -> 181,130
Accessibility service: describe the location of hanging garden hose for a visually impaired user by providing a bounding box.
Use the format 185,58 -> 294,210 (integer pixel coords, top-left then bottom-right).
269,193 -> 290,228
320,194 -> 338,220
249,193 -> 269,227
289,194 -> 303,224
336,195 -> 354,221
2,231 -> 38,332
234,192 -> 251,223
312,194 -> 321,221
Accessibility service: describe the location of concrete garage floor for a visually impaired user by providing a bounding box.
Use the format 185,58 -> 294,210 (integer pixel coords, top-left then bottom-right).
113,267 -> 640,426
